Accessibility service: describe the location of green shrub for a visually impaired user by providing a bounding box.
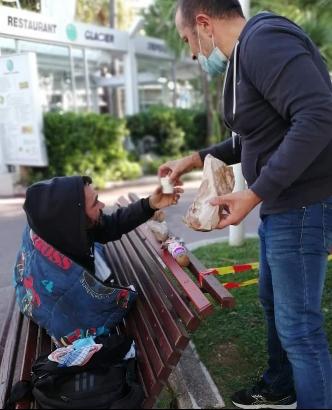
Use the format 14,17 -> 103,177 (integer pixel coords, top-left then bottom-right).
183,110 -> 227,149
140,154 -> 180,175
127,106 -> 185,156
188,111 -> 209,150
26,112 -> 142,188
127,107 -> 228,155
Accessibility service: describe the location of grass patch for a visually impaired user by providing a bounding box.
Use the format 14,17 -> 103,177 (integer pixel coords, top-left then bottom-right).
155,386 -> 177,409
191,239 -> 332,408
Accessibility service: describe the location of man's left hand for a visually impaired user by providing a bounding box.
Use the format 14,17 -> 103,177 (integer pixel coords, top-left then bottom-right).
149,186 -> 184,210
210,189 -> 262,229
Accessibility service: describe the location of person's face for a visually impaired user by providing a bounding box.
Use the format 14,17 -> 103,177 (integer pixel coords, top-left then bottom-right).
84,184 -> 105,226
175,8 -> 214,61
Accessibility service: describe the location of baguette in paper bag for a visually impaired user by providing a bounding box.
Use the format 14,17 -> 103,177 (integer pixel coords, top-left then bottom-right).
184,154 -> 235,231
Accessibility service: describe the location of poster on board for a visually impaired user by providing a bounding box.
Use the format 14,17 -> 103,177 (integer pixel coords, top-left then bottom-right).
0,52 -> 48,167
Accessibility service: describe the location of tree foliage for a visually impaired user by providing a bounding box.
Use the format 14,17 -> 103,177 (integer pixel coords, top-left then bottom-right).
141,0 -> 185,58
143,0 -> 332,68
0,0 -> 40,11
75,0 -> 110,26
75,0 -> 135,29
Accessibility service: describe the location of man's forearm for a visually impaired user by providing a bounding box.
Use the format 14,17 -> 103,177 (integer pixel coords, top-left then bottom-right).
199,136 -> 242,165
93,198 -> 155,244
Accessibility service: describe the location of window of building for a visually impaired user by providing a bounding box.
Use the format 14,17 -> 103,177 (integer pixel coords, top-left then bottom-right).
0,37 -> 16,55
16,40 -> 74,112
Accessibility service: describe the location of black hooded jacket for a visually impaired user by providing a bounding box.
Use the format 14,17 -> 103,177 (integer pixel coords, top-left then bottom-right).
23,176 -> 156,273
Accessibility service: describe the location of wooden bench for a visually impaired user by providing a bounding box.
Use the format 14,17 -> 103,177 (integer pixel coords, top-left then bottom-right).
0,193 -> 235,409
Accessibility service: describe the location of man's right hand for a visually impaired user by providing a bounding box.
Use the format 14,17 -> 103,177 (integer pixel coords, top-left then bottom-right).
158,152 -> 203,185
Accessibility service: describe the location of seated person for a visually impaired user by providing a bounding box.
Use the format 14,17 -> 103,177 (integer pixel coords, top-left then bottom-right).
14,175 -> 181,346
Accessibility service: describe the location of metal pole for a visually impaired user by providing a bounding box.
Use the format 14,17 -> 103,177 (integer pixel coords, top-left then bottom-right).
229,160 -> 246,247
109,0 -> 115,28
108,0 -> 118,116
229,0 -> 250,247
83,48 -> 92,112
124,38 -> 139,115
69,46 -> 78,113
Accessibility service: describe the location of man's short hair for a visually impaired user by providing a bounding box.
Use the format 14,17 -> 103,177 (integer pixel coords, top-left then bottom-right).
176,0 -> 244,28
82,176 -> 92,186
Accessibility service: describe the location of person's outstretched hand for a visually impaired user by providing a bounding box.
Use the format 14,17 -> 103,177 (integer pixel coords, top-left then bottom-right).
158,152 -> 203,186
209,189 -> 262,229
149,186 -> 184,210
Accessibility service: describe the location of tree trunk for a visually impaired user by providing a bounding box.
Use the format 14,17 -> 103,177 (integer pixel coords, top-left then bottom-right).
109,0 -> 115,27
106,0 -> 119,117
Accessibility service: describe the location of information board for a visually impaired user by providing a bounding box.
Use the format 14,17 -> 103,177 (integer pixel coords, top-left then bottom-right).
0,52 -> 48,166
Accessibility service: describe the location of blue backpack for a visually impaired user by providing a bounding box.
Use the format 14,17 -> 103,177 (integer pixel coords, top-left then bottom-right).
14,226 -> 137,345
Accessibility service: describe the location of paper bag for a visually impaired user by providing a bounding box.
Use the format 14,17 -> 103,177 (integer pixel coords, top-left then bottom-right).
147,220 -> 169,242
184,154 -> 235,231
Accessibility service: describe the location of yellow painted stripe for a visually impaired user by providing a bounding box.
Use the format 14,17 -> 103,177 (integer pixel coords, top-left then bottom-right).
239,278 -> 259,287
217,256 -> 332,277
216,266 -> 236,275
216,262 -> 259,276
222,255 -> 332,290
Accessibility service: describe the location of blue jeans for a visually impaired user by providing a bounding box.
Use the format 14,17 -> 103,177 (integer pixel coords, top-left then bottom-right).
259,196 -> 332,409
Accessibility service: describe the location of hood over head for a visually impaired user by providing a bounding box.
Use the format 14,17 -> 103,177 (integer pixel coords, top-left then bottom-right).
23,176 -> 91,264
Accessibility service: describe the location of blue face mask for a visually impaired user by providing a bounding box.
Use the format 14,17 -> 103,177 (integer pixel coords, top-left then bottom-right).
197,28 -> 227,76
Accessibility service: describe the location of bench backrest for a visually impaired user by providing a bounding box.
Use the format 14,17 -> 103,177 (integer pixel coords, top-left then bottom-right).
0,194 -> 235,409
104,195 -> 234,407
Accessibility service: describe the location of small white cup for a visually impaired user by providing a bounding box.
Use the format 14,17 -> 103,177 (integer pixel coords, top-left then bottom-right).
160,176 -> 174,194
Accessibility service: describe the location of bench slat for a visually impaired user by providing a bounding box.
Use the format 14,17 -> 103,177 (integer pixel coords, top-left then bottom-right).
16,320 -> 39,410
106,242 -> 178,364
35,325 -> 53,360
0,292 -> 17,364
120,196 -> 214,318
124,315 -> 162,398
130,309 -> 169,380
0,301 -> 22,409
189,253 -> 236,309
105,247 -> 172,403
127,193 -> 235,309
117,320 -> 150,401
121,227 -> 201,332
136,222 -> 213,318
115,238 -> 189,353
117,234 -> 190,352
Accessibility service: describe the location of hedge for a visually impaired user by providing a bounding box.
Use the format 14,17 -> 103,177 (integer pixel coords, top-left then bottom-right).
127,106 -> 227,155
26,112 -> 142,188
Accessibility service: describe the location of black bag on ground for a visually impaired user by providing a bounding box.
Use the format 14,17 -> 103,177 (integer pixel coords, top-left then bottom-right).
6,336 -> 144,409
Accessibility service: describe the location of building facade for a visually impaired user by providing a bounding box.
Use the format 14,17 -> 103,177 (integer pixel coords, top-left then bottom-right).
0,4 -> 199,194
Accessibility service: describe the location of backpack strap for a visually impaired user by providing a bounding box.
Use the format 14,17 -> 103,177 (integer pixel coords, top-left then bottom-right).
5,381 -> 33,409
109,382 -> 145,410
125,358 -> 138,385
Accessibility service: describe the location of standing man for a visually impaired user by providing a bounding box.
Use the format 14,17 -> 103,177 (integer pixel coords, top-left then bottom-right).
159,1 -> 332,408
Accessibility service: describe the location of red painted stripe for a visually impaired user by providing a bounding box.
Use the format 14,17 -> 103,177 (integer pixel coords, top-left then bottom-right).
233,264 -> 253,273
223,282 -> 241,289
